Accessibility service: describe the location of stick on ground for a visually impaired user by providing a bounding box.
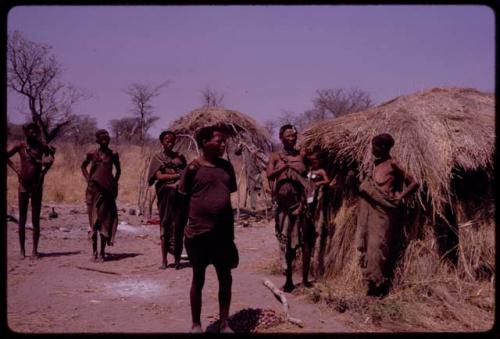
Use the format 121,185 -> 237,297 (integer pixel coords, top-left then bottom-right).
262,279 -> 304,328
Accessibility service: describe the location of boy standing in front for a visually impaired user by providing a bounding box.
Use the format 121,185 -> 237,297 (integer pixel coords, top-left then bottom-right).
178,125 -> 238,333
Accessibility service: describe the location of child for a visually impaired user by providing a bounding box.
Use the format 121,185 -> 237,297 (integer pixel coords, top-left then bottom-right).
178,125 -> 238,333
306,148 -> 332,277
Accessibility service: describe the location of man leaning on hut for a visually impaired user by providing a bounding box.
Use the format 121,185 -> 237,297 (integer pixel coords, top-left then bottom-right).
356,133 -> 419,297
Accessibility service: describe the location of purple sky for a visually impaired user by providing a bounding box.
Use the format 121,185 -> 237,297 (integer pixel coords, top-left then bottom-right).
7,5 -> 495,137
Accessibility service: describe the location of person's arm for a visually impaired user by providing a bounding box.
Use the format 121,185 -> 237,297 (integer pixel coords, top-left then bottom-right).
178,160 -> 199,196
228,161 -> 237,193
315,169 -> 331,186
81,152 -> 92,182
155,170 -> 181,181
392,161 -> 419,200
41,145 -> 56,175
266,153 -> 288,180
6,144 -> 22,177
113,152 -> 121,182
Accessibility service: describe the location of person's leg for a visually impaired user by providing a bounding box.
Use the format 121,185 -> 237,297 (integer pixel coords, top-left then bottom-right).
18,191 -> 29,259
301,241 -> 312,287
301,216 -> 313,287
190,264 -> 207,332
98,233 -> 106,262
31,190 -> 43,258
160,234 -> 168,269
214,264 -> 233,333
91,232 -> 98,261
283,245 -> 296,292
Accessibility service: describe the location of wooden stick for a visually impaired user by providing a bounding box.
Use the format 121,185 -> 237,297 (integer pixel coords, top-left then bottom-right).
262,279 -> 304,328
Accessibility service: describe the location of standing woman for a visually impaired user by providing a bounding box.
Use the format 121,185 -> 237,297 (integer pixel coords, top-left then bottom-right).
148,131 -> 187,269
81,129 -> 121,262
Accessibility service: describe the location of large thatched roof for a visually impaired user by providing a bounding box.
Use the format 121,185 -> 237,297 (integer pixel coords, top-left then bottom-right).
301,87 -> 494,215
168,106 -> 272,155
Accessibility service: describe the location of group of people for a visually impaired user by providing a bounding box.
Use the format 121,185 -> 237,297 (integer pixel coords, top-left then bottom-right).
7,121 -> 418,333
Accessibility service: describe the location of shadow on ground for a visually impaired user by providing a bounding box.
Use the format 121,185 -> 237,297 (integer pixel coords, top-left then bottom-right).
105,252 -> 142,262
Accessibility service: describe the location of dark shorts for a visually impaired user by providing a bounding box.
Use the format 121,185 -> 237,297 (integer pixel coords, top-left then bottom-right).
184,230 -> 239,269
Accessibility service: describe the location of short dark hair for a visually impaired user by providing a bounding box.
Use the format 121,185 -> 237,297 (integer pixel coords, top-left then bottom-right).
195,125 -> 225,148
159,130 -> 176,142
279,124 -> 297,138
372,133 -> 395,149
95,129 -> 109,138
22,122 -> 39,132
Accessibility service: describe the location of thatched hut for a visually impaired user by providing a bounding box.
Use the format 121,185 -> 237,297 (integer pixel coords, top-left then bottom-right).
168,106 -> 273,215
301,87 -> 494,290
168,106 -> 272,156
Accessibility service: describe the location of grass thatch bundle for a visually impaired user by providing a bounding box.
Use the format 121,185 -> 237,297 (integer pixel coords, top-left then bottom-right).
168,106 -> 272,155
297,88 -> 494,330
301,87 -> 494,218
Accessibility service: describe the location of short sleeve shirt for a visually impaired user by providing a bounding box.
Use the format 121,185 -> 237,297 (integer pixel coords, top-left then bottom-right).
179,157 -> 237,238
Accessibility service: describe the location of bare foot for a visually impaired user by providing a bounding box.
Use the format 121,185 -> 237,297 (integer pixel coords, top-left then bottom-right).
302,280 -> 313,288
31,251 -> 40,260
190,324 -> 203,333
159,263 -> 167,270
219,323 -> 234,333
19,251 -> 26,260
283,282 -> 295,293
96,255 -> 105,263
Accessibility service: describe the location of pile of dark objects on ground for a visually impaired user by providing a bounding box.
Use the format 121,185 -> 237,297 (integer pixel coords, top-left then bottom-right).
207,308 -> 284,333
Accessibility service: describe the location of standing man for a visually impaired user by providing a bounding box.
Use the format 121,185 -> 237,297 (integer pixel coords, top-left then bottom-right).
356,133 -> 419,297
178,125 -> 238,333
266,124 -> 314,292
148,131 -> 187,270
81,129 -> 121,262
7,122 -> 55,259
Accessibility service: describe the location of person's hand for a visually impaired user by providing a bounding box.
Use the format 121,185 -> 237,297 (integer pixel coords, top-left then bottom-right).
329,178 -> 337,187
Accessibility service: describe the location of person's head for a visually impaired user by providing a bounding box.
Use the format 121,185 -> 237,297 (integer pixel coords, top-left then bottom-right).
279,124 -> 298,149
371,133 -> 394,158
95,129 -> 111,147
159,131 -> 176,152
307,147 -> 326,170
22,122 -> 40,141
195,125 -> 227,157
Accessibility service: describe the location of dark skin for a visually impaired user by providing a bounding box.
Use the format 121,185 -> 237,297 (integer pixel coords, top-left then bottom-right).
189,131 -> 233,333
81,132 -> 121,262
371,143 -> 419,202
7,126 -> 54,259
307,153 -> 331,187
156,133 -> 182,270
266,127 -> 312,292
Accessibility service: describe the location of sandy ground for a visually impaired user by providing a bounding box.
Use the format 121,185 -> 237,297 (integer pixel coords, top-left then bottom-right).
6,202 -> 351,334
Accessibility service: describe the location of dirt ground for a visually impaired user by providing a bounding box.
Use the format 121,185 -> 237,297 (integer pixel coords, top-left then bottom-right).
6,202 -> 352,334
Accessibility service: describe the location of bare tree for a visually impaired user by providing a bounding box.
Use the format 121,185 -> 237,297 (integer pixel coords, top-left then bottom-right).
201,87 -> 224,108
60,114 -> 98,144
7,31 -> 88,143
313,87 -> 373,118
125,81 -> 168,143
109,117 -> 141,143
